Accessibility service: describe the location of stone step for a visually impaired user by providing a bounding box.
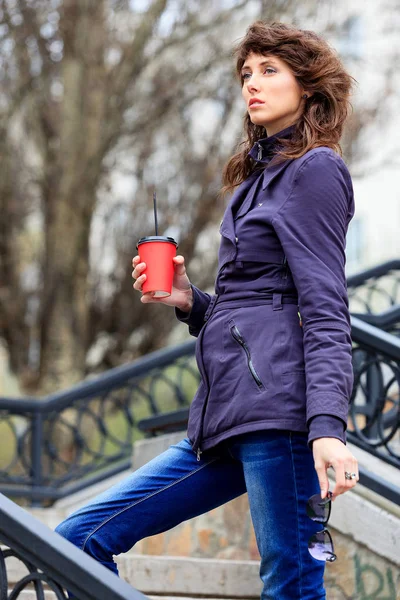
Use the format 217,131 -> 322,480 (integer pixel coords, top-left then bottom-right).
118,554 -> 261,599
7,594 -> 54,599
6,550 -> 400,599
7,554 -> 261,599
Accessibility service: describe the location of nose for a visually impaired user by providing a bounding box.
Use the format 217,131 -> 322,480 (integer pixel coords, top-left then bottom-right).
246,73 -> 261,94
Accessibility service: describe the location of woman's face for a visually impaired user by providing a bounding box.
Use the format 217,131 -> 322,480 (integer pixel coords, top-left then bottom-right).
241,52 -> 307,136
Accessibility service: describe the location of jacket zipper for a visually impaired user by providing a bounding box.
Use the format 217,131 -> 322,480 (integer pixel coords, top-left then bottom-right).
230,324 -> 263,388
282,255 -> 288,280
192,295 -> 220,461
257,142 -> 263,161
193,326 -> 209,461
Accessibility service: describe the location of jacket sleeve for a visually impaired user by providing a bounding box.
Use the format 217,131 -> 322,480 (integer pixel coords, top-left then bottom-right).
272,150 -> 355,445
175,284 -> 211,338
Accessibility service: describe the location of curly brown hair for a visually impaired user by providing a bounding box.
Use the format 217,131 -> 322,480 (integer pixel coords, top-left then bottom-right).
222,21 -> 355,192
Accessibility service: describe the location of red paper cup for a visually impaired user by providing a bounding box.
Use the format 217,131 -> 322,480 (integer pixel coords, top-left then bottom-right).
137,236 -> 178,297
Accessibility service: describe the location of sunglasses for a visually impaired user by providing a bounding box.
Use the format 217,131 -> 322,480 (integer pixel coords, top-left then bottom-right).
306,491 -> 337,562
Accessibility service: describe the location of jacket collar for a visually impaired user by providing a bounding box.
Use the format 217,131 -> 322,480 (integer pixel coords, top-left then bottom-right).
221,124 -> 296,238
248,124 -> 296,164
248,124 -> 295,191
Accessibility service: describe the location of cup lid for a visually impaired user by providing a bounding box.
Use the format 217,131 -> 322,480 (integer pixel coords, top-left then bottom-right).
137,236 -> 178,247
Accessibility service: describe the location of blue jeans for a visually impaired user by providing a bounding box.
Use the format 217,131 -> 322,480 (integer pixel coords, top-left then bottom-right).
56,430 -> 326,599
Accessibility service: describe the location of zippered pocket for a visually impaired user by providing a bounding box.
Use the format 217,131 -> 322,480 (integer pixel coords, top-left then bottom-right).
281,255 -> 289,281
229,323 -> 264,388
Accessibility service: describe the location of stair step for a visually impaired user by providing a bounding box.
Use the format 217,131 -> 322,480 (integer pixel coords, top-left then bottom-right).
117,554 -> 261,598
7,593 -> 54,599
8,554 -> 261,599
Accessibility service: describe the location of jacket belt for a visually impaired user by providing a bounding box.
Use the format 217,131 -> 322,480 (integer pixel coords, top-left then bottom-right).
203,292 -> 298,322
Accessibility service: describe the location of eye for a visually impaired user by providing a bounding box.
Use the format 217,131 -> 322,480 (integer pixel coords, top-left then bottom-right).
264,67 -> 276,74
242,72 -> 251,80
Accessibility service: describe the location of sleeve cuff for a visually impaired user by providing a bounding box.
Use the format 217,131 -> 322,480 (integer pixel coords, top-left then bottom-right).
308,414 -> 346,447
175,285 -> 211,337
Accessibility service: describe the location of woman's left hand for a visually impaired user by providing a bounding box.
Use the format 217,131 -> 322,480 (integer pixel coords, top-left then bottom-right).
312,438 -> 359,500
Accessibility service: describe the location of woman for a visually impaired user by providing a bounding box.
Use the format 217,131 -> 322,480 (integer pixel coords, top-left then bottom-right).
56,21 -> 359,599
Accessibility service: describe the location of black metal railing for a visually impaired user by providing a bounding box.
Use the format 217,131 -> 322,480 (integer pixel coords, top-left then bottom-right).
347,259 -> 400,336
0,341 -> 198,505
0,492 -> 149,599
348,316 -> 400,466
346,261 -> 400,501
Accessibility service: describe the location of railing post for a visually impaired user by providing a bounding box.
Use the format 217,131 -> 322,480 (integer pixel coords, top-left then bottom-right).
30,410 -> 44,507
365,361 -> 380,439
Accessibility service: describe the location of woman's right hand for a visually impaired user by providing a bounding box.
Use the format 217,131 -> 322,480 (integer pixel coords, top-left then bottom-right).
132,254 -> 193,313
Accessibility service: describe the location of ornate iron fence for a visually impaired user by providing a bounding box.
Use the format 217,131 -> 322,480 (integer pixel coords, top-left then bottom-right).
347,259 -> 400,336
0,492 -> 149,599
346,261 -> 400,484
0,340 -> 198,505
348,316 -> 400,470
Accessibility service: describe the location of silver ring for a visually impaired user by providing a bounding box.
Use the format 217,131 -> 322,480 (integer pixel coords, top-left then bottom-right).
345,471 -> 357,480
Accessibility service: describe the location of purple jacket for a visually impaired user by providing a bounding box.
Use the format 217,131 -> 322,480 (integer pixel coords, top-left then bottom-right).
177,126 -> 355,459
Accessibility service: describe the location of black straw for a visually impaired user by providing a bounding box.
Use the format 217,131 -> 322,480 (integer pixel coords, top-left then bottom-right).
153,190 -> 158,236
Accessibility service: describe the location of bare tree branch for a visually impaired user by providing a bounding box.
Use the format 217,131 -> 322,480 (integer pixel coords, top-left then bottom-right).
109,0 -> 168,99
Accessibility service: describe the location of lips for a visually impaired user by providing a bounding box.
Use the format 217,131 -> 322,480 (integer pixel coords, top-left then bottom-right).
249,98 -> 265,107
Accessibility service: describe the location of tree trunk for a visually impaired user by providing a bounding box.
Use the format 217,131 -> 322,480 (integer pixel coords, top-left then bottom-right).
38,0 -> 107,392
39,194 -> 92,392
0,132 -> 30,378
